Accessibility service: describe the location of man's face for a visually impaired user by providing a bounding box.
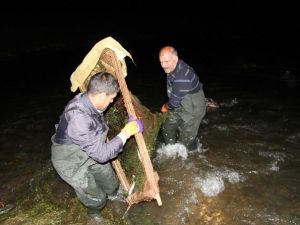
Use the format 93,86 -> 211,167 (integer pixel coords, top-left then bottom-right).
159,51 -> 178,74
96,92 -> 117,111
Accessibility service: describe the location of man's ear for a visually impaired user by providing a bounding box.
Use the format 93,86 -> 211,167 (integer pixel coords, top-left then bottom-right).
174,55 -> 179,62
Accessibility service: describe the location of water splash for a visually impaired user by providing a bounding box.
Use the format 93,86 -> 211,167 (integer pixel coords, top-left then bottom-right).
194,168 -> 244,197
155,143 -> 188,160
194,175 -> 225,197
221,169 -> 244,184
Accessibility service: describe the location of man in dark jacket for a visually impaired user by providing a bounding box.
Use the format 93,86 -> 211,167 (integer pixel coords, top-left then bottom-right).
159,46 -> 206,150
51,72 -> 143,223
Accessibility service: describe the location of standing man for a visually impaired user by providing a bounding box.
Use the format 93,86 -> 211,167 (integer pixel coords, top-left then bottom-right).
51,72 -> 143,223
159,46 -> 206,150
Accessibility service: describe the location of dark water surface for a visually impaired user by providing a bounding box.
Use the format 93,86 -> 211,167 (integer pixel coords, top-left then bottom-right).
129,70 -> 300,225
126,59 -> 300,224
0,41 -> 299,224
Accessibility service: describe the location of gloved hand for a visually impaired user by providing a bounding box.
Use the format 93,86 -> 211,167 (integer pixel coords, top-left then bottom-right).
161,103 -> 169,113
128,116 -> 144,133
121,116 -> 144,138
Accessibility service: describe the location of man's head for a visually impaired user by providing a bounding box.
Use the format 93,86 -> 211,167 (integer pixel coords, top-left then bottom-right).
159,46 -> 178,74
87,72 -> 120,111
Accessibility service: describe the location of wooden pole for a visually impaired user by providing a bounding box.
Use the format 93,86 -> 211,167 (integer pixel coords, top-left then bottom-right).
104,49 -> 162,206
111,158 -> 130,192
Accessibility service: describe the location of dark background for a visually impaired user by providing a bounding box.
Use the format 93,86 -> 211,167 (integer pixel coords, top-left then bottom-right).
0,1 -> 299,98
0,2 -> 299,223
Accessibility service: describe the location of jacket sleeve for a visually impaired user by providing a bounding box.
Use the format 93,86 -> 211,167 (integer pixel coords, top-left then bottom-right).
67,112 -> 123,163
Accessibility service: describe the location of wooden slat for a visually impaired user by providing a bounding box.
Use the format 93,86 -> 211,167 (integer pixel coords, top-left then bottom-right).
103,49 -> 162,206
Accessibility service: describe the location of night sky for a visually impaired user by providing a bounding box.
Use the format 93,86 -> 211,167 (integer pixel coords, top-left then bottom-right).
1,1 -> 299,78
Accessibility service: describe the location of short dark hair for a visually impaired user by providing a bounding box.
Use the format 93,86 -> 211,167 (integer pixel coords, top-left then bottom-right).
87,72 -> 119,95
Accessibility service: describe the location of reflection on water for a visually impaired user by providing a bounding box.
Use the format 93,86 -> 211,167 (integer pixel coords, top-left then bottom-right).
125,73 -> 300,225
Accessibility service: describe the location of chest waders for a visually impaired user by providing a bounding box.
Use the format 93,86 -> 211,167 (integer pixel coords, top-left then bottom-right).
51,123 -> 119,210
162,90 -> 206,149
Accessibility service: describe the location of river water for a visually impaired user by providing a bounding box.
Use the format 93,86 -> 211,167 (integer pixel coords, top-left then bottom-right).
1,41 -> 299,225
125,61 -> 300,225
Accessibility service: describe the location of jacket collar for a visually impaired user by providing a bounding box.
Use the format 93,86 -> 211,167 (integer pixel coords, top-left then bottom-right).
80,93 -> 102,115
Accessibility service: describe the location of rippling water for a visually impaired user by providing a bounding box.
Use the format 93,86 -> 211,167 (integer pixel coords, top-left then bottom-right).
1,45 -> 299,225
125,66 -> 300,225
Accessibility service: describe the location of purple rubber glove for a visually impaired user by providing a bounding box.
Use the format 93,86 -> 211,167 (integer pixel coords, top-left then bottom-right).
128,115 -> 144,133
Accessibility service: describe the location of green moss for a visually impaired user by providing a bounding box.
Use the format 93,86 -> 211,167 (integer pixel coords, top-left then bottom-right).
0,163 -> 87,225
105,95 -> 167,194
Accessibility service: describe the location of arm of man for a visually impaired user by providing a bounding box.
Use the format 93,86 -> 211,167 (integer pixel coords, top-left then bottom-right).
67,113 -> 124,163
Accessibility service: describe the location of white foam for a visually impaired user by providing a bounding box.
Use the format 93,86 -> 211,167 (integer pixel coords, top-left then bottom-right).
221,169 -> 244,184
194,175 -> 225,197
193,168 -> 244,197
155,143 -> 188,160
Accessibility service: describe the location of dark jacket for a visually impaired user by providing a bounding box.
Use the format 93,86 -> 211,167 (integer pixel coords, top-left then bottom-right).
166,59 -> 203,109
54,93 -> 123,163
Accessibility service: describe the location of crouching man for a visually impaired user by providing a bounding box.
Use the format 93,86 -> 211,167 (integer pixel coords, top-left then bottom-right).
51,72 -> 143,223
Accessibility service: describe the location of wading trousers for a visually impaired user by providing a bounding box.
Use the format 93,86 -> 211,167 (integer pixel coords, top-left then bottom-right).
162,90 -> 206,149
51,139 -> 119,210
